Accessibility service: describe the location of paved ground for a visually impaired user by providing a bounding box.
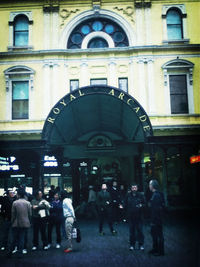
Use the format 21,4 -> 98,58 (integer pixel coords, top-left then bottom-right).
0,209 -> 199,267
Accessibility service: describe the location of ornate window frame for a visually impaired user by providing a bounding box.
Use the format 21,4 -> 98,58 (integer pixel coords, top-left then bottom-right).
81,32 -> 114,49
8,11 -> 33,50
162,59 -> 194,114
59,8 -> 135,49
162,5 -> 189,44
4,66 -> 35,120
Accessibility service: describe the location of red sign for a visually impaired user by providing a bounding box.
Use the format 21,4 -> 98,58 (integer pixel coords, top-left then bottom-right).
190,155 -> 200,164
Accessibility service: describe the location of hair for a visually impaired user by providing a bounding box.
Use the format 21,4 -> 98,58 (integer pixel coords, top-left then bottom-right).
17,188 -> 25,198
150,179 -> 159,190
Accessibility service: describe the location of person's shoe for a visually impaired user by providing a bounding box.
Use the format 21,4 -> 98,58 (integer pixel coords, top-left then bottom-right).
140,245 -> 144,251
56,244 -> 60,249
99,232 -> 105,236
22,249 -> 27,254
43,246 -> 48,250
12,246 -> 18,254
112,230 -> 117,235
47,244 -> 51,249
129,246 -> 135,251
32,246 -> 37,251
0,247 -> 5,251
64,248 -> 72,253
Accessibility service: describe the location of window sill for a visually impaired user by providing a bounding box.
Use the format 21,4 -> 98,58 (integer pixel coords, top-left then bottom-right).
7,46 -> 33,51
163,39 -> 190,45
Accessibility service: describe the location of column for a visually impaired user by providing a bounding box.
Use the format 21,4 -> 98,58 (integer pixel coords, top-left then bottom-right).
128,58 -> 134,95
29,74 -> 34,120
137,58 -> 147,111
108,59 -> 117,87
80,61 -> 89,86
52,63 -> 60,106
43,62 -> 51,118
147,59 -> 156,115
163,69 -> 171,114
44,12 -> 51,49
135,8 -> 144,45
144,7 -> 152,45
52,11 -> 59,49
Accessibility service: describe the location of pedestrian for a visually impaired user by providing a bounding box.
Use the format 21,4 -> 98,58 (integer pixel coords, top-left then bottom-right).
109,180 -> 121,224
148,179 -> 165,256
7,188 -> 31,258
87,185 -> 98,219
62,191 -> 76,253
97,183 -> 117,236
31,190 -> 50,251
124,184 -> 145,251
119,184 -> 127,222
0,189 -> 16,251
47,192 -> 63,249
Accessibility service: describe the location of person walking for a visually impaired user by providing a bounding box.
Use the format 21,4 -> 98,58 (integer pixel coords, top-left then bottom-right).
62,191 -> 75,253
31,190 -> 50,251
47,192 -> 63,249
148,179 -> 165,256
0,189 -> 16,251
124,184 -> 145,251
97,183 -> 117,236
7,188 -> 31,258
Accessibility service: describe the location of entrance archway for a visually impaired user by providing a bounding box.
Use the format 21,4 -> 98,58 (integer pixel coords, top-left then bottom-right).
42,85 -> 153,204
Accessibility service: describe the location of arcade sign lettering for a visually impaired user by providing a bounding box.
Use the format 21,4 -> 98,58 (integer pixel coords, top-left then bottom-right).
45,87 -> 153,138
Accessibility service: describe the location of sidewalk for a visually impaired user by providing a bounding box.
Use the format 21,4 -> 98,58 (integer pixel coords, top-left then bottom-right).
0,210 -> 199,267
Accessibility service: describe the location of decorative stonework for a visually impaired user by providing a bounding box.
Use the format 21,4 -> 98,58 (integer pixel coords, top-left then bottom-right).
134,0 -> 151,8
113,6 -> 134,23
60,8 -> 80,28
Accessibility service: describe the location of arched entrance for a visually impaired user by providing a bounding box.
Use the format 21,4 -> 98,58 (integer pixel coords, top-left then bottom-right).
42,85 -> 153,205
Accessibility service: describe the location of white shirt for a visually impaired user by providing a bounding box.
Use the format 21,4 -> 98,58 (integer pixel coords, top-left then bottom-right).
63,198 -> 75,218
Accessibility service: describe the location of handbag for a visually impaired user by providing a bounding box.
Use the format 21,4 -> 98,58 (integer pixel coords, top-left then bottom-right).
72,221 -> 81,243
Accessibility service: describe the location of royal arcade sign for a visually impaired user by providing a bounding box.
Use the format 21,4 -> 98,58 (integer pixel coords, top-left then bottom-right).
43,85 -> 153,143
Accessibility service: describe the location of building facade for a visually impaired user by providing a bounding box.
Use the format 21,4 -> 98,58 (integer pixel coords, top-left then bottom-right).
0,0 -> 200,207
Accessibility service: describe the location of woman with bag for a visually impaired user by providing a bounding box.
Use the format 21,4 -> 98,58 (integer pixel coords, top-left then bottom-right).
31,190 -> 50,251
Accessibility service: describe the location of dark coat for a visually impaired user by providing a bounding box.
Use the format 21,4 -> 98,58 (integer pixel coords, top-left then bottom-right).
49,199 -> 63,222
124,191 -> 145,221
149,191 -> 165,225
1,195 -> 16,221
109,187 -> 121,206
97,190 -> 112,211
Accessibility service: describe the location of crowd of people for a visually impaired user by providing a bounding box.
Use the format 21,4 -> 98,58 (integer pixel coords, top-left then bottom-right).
0,179 -> 165,258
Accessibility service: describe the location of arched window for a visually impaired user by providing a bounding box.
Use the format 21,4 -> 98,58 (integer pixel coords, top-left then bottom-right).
14,15 -> 29,46
166,9 -> 183,40
67,18 -> 128,49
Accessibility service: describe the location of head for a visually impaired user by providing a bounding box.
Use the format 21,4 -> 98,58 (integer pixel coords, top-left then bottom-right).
131,184 -> 138,193
7,190 -> 15,198
112,181 -> 117,188
102,183 -> 107,191
17,188 -> 25,199
54,192 -> 60,200
89,185 -> 93,190
36,190 -> 43,200
149,179 -> 159,192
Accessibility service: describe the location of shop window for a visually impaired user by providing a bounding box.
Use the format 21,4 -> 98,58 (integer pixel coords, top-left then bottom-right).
162,5 -> 189,44
4,66 -> 35,120
90,79 -> 107,85
118,78 -> 128,93
67,18 -> 128,49
70,80 -> 79,91
162,59 -> 194,115
8,11 -> 33,50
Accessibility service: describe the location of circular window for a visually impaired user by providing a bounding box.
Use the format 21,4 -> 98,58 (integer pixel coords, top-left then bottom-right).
92,21 -> 103,31
81,25 -> 91,35
105,24 -> 114,34
71,33 -> 83,44
113,32 -> 125,42
88,37 -> 108,48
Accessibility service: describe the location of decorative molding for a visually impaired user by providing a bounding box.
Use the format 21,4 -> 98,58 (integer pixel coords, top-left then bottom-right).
134,0 -> 151,8
113,6 -> 134,23
43,0 -> 59,12
189,68 -> 193,85
60,8 -> 80,28
5,75 -> 9,92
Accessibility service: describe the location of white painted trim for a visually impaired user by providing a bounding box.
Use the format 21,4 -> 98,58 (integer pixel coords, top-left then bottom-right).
137,59 -> 147,111
43,63 -> 51,118
108,59 -> 117,87
59,9 -> 135,49
136,8 -> 143,45
44,12 -> 50,50
81,32 -> 114,49
147,59 -> 156,115
52,12 -> 59,49
144,8 -> 152,45
80,61 -> 89,87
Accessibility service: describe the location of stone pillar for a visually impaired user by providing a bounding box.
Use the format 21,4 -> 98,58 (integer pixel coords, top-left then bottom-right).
147,58 -> 156,114
43,62 -> 51,118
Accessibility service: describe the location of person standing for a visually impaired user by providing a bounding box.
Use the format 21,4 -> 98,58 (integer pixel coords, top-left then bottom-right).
7,188 -> 31,258
47,192 -> 63,249
97,183 -> 117,236
0,190 -> 16,251
124,184 -> 145,251
87,185 -> 98,219
62,191 -> 75,253
148,179 -> 165,256
31,190 -> 50,251
109,181 -> 121,224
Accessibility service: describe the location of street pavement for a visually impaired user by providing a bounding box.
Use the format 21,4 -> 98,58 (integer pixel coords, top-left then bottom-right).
0,209 -> 199,267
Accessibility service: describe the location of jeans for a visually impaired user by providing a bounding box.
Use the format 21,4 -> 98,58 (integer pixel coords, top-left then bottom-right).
32,217 -> 48,247
129,219 -> 144,246
0,220 -> 12,248
9,227 -> 27,254
98,208 -> 114,233
48,217 -> 61,244
65,217 -> 74,249
150,223 -> 164,254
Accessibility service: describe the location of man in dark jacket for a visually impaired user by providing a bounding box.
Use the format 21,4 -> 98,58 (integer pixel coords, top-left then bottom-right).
0,190 -> 16,251
97,184 -> 117,235
109,180 -> 121,224
124,184 -> 145,251
148,179 -> 165,256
